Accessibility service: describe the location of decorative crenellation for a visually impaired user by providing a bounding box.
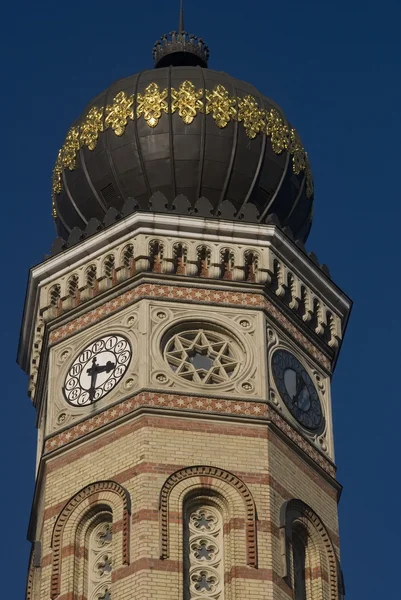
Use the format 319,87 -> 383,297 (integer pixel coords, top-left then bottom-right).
41,235 -> 342,349
152,31 -> 210,68
24,230 -> 341,402
52,81 -> 313,215
28,317 -> 45,399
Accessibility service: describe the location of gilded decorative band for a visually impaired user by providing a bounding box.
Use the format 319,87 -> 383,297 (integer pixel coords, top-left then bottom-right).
52,81 -> 313,217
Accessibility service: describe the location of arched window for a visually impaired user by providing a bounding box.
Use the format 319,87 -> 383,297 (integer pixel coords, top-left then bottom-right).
122,244 -> 134,268
220,248 -> 234,280
67,274 -> 79,298
51,481 -> 130,600
159,466 -> 257,600
292,526 -> 307,600
173,243 -> 187,275
184,502 -> 224,600
86,264 -> 97,288
197,246 -> 211,278
244,250 -> 258,282
103,255 -> 115,280
87,515 -> 113,600
149,240 -> 164,273
280,499 -> 342,600
49,284 -> 61,306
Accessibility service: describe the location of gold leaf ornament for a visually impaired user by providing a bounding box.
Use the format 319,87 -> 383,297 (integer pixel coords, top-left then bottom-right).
51,80 -> 314,218
52,149 -> 63,199
62,127 -> 80,170
266,109 -> 289,154
80,106 -> 104,150
205,84 -> 237,128
171,80 -> 203,125
237,95 -> 266,139
290,128 -> 307,175
105,91 -> 134,136
136,83 -> 168,127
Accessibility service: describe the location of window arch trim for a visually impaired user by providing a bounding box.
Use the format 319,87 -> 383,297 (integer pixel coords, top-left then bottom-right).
50,480 -> 131,599
159,465 -> 257,567
280,499 -> 342,600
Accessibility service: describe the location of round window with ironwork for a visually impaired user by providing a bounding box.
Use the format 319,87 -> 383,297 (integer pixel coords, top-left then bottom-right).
164,328 -> 241,385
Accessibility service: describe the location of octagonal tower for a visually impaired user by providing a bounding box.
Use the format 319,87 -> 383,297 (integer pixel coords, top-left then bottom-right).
19,13 -> 351,600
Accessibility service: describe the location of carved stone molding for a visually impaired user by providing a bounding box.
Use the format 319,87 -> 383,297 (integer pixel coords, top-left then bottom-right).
50,480 -> 131,599
159,465 -> 258,568
41,235 -> 341,352
280,498 -> 341,600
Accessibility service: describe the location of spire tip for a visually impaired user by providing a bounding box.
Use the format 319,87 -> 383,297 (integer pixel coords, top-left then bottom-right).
179,0 -> 184,33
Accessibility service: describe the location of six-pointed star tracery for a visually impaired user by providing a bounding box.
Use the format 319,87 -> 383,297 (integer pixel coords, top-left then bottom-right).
164,330 -> 239,384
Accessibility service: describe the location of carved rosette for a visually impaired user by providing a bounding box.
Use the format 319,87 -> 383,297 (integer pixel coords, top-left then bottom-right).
105,91 -> 134,136
80,106 -> 104,150
237,95 -> 266,139
171,81 -> 203,125
205,84 -> 237,128
88,522 -> 113,600
136,82 -> 168,127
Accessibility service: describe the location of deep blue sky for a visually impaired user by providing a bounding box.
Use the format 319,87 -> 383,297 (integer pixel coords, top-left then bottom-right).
2,0 -> 400,596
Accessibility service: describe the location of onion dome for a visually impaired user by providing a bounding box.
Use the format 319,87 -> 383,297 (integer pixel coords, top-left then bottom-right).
52,13 -> 314,242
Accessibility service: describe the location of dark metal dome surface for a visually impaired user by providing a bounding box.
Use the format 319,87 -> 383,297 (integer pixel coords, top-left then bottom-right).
52,66 -> 314,241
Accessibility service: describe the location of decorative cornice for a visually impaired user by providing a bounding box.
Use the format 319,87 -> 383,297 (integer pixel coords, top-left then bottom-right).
18,216 -> 351,402
52,81 -> 313,216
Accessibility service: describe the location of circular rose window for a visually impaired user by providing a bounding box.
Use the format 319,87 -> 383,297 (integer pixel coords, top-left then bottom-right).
164,328 -> 241,385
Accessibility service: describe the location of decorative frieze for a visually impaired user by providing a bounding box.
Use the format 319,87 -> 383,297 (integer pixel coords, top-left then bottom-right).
52,81 -> 313,212
40,235 -> 342,345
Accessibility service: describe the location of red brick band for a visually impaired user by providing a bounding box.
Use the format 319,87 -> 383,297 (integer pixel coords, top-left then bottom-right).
44,394 -> 335,477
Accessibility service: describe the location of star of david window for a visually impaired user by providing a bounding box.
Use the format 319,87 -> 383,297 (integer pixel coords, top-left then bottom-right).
164,329 -> 240,384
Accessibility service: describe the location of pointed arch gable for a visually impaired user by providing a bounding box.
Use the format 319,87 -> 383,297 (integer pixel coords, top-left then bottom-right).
280,499 -> 341,600
50,480 -> 131,599
159,465 -> 258,567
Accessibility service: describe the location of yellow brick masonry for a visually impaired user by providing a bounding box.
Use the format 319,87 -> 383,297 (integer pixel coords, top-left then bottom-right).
34,413 -> 339,600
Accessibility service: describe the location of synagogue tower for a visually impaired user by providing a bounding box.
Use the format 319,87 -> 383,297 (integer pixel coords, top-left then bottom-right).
18,12 -> 351,600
